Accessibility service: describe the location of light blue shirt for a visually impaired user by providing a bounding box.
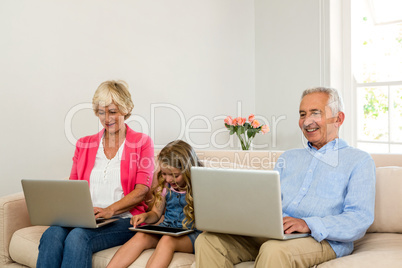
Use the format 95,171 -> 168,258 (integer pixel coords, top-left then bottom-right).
274,139 -> 376,257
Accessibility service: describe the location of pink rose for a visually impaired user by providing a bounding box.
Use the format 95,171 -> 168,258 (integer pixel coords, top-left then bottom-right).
224,116 -> 234,125
248,114 -> 255,122
251,120 -> 260,128
261,124 -> 270,134
235,117 -> 246,126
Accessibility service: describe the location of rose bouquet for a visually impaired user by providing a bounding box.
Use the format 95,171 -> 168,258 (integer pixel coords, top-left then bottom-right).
224,114 -> 269,150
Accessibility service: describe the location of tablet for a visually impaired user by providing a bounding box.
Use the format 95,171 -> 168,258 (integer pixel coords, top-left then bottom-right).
129,225 -> 194,236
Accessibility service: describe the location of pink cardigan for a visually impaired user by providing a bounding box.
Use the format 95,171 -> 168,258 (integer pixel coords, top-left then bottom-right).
69,125 -> 154,216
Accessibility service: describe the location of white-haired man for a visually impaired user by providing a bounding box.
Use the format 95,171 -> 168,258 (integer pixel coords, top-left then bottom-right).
195,87 -> 376,267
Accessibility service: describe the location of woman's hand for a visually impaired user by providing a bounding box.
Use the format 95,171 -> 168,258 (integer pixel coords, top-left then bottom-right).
93,185 -> 150,220
93,207 -> 115,219
130,213 -> 148,228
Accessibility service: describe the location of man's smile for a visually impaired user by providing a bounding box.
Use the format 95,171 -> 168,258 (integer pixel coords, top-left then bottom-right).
306,128 -> 318,132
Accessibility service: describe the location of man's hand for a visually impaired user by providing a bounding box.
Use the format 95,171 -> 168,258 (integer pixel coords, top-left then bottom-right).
283,217 -> 311,234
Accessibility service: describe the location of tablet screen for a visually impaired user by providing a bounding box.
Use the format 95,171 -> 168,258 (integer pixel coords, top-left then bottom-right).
129,225 -> 194,236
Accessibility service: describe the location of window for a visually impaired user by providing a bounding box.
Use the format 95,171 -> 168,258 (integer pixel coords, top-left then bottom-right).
352,0 -> 402,153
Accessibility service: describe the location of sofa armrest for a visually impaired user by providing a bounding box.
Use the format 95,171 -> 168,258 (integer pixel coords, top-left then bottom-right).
0,192 -> 31,266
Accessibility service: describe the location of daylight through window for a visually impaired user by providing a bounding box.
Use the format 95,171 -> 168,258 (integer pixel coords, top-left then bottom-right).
352,0 -> 402,153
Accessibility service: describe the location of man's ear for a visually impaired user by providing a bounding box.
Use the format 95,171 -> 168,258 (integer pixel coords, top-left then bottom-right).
336,112 -> 345,128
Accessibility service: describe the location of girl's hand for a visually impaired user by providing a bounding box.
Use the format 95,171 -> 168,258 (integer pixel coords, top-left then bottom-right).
130,213 -> 148,228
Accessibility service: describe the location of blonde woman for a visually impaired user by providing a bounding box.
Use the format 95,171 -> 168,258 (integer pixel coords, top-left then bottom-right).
37,80 -> 154,268
107,140 -> 203,268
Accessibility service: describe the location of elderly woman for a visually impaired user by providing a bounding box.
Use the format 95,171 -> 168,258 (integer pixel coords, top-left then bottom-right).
36,80 -> 154,268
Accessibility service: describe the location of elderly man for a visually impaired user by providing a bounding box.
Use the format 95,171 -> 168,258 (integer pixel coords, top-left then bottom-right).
195,87 -> 376,267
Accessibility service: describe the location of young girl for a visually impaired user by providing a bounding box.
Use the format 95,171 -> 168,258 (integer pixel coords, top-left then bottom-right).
107,140 -> 203,268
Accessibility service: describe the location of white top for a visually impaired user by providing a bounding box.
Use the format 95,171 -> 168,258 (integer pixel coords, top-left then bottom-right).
89,137 -> 132,218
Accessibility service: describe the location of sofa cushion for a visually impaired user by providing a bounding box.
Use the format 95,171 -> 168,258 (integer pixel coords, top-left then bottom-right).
9,225 -> 48,267
0,192 -> 32,267
9,225 -> 195,268
93,247 -> 194,268
317,233 -> 402,267
190,261 -> 255,268
367,167 -> 402,233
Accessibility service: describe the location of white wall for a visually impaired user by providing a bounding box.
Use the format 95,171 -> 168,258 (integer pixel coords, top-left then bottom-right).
0,0 -> 255,196
1,0 -> 335,197
254,0 -> 328,150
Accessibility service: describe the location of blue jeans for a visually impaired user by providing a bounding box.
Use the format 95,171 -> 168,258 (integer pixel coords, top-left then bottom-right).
36,218 -> 133,268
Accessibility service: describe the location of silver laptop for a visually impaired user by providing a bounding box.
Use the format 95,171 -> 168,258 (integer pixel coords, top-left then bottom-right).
191,167 -> 309,240
21,179 -> 118,228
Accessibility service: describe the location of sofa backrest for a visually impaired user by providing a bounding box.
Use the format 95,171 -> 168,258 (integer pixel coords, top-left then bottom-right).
194,150 -> 402,169
192,150 -> 402,234
370,153 -> 402,167
367,166 -> 402,233
195,150 -> 282,170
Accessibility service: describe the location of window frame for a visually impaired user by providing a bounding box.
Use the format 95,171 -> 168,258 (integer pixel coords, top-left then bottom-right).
340,0 -> 402,153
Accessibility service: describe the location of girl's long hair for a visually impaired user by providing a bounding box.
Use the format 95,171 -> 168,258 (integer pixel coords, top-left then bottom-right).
152,140 -> 202,229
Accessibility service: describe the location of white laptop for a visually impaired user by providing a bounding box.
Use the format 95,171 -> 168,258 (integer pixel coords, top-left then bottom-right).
21,179 -> 118,228
191,167 -> 309,240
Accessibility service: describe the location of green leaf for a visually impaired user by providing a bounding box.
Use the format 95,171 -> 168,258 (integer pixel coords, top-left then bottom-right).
229,126 -> 235,135
237,127 -> 245,135
247,129 -> 255,139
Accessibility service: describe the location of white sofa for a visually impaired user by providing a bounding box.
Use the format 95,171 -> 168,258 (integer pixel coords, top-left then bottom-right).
1,150 -> 402,267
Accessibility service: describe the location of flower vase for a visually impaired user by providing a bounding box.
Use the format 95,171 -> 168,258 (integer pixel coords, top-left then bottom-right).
236,133 -> 253,151
225,114 -> 269,151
